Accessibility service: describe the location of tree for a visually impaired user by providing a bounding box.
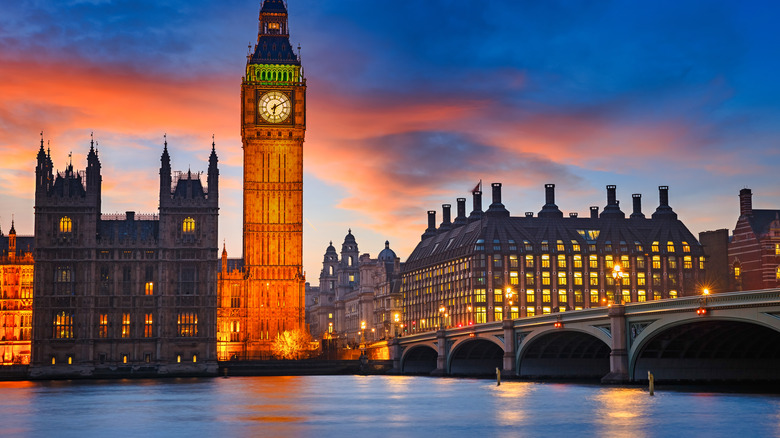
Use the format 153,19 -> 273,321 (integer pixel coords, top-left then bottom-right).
271,329 -> 312,360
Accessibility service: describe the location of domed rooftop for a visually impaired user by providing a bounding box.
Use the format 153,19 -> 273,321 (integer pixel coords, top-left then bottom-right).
378,240 -> 396,263
343,229 -> 356,244
326,240 -> 336,253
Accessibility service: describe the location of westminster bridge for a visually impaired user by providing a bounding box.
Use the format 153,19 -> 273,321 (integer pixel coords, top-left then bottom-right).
388,289 -> 780,382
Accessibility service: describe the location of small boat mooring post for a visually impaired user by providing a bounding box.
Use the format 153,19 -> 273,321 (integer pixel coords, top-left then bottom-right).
648,371 -> 654,396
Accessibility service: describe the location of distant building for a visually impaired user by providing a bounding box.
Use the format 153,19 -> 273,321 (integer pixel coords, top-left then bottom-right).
401,183 -> 706,333
0,221 -> 34,365
306,231 -> 402,345
31,136 -> 218,377
728,188 -> 780,290
699,228 -> 729,293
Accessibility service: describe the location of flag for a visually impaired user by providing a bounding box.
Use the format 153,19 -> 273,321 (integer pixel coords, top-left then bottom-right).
471,179 -> 482,193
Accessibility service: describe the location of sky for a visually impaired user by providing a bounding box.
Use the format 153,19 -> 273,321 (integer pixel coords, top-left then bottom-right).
2,0 -> 780,280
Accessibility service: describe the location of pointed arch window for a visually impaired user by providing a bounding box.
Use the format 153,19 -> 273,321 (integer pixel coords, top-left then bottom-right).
183,217 -> 195,233
59,216 -> 72,233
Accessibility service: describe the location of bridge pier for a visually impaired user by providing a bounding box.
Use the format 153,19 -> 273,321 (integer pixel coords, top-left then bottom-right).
388,337 -> 402,374
502,319 -> 516,377
601,304 -> 630,384
431,329 -> 447,376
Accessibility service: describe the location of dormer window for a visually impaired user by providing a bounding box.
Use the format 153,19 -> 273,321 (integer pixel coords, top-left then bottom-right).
59,216 -> 72,233
183,217 -> 195,233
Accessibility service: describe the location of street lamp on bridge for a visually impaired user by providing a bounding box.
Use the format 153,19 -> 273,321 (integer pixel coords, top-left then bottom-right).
612,264 -> 624,305
504,287 -> 515,321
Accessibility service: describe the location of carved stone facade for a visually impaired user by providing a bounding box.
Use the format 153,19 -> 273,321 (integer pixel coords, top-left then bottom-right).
0,221 -> 34,365
31,136 -> 218,377
217,0 -> 307,360
306,232 -> 402,346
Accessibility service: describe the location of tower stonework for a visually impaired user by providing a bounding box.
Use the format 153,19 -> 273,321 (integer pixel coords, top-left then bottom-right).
223,0 -> 306,359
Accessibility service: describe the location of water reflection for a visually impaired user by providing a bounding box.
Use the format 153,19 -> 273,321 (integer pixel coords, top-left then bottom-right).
593,387 -> 651,438
1,376 -> 779,437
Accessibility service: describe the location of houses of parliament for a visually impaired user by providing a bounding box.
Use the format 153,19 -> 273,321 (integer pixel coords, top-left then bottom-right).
0,0 -> 306,376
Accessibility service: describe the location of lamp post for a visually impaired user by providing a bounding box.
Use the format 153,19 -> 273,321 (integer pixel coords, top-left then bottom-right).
439,304 -> 446,330
612,264 -> 623,305
393,312 -> 400,337
504,287 -> 515,321
360,320 -> 366,355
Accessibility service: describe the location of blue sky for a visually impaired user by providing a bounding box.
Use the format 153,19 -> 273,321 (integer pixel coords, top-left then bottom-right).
1,0 -> 780,278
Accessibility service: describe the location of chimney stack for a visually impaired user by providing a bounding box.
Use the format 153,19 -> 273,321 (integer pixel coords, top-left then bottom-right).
600,185 -> 625,219
739,188 -> 753,217
651,185 -> 677,219
439,204 -> 452,232
468,190 -> 484,222
607,185 -> 617,206
538,183 -> 563,218
659,185 -> 669,207
486,183 -> 510,217
422,210 -> 437,239
453,198 -> 468,227
630,193 -> 645,219
590,206 -> 599,219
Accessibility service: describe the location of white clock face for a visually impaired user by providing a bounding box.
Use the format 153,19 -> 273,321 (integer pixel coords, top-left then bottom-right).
259,91 -> 291,123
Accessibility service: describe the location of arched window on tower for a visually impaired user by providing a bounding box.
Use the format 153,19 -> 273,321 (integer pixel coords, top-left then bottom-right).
329,266 -> 334,276
183,217 -> 195,233
349,256 -> 354,266
59,216 -> 72,233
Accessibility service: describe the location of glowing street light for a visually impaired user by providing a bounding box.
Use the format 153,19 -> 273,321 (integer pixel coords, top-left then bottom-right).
612,264 -> 624,305
439,304 -> 446,330
504,287 -> 515,321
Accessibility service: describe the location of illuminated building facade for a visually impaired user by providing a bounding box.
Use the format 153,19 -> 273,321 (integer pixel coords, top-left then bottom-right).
728,188 -> 780,290
401,183 -> 706,333
0,221 -> 34,365
306,232 -> 402,345
31,136 -> 218,377
218,0 -> 306,360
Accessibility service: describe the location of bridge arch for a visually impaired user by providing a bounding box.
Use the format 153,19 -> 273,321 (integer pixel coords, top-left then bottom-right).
630,314 -> 780,382
400,344 -> 438,374
447,337 -> 504,376
517,328 -> 610,379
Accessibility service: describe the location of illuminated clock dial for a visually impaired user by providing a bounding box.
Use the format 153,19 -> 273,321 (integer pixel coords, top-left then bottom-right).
259,91 -> 291,123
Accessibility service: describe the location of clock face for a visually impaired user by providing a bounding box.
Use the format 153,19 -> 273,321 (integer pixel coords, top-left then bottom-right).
259,91 -> 292,123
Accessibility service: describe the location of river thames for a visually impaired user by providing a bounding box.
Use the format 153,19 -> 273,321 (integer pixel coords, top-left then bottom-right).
1,376 -> 778,437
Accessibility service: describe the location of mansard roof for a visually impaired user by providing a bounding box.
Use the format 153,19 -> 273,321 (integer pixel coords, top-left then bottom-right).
404,214 -> 703,272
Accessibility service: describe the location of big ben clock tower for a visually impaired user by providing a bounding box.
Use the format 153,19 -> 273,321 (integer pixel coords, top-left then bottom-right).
241,0 -> 306,357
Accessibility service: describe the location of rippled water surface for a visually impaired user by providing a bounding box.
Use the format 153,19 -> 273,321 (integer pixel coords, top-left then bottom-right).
1,376 -> 779,437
